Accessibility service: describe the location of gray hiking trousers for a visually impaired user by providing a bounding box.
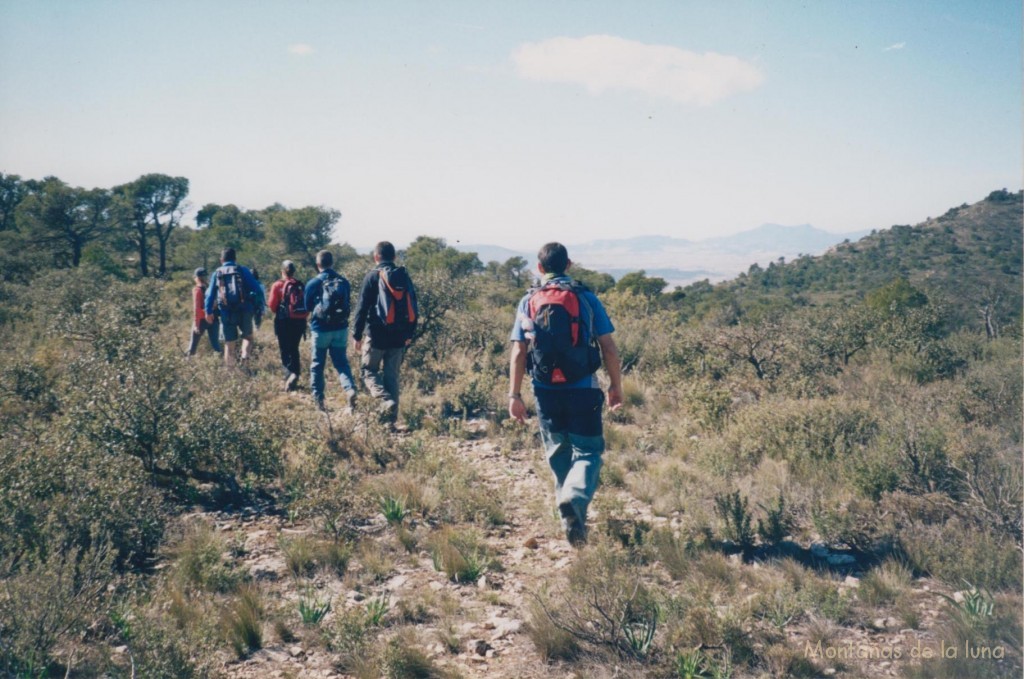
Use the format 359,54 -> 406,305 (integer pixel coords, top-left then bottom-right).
360,343 -> 405,421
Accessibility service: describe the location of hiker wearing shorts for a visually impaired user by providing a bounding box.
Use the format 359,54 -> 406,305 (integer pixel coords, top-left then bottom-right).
204,247 -> 264,367
352,241 -> 418,424
304,249 -> 357,411
267,260 -> 308,391
508,242 -> 623,547
187,267 -> 221,356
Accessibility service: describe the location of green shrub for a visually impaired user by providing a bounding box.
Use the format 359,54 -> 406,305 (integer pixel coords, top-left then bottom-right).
528,545 -> 662,661
0,421 -> 165,568
646,527 -> 709,580
858,559 -> 913,606
436,369 -> 498,420
429,528 -> 492,584
713,491 -> 754,553
382,629 -> 450,679
525,598 -> 581,661
120,608 -> 214,679
707,397 -> 878,476
0,358 -> 58,422
898,518 -> 1022,591
315,538 -> 353,577
280,534 -> 317,579
379,494 -> 410,525
0,537 -> 115,676
221,584 -> 264,658
680,379 -> 732,432
298,585 -> 332,626
173,522 -> 240,593
756,493 -> 794,544
365,594 -> 391,627
810,496 -> 895,554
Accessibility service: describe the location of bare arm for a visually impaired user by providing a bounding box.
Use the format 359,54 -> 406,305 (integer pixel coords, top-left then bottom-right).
508,340 -> 528,423
596,333 -> 623,411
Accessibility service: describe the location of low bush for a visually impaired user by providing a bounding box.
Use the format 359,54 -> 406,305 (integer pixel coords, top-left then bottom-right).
429,528 -> 492,584
173,522 -> 240,593
529,545 -> 662,661
382,629 -> 452,679
858,558 -> 913,606
898,517 -> 1022,591
0,537 -> 115,676
221,584 -> 264,658
0,424 -> 165,567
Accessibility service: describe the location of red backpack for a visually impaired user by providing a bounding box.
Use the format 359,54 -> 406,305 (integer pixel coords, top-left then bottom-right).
277,279 -> 308,320
526,280 -> 601,384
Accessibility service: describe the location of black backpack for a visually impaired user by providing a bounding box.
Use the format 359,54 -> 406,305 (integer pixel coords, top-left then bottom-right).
375,265 -> 418,341
315,273 -> 350,325
216,265 -> 248,313
525,280 -> 601,385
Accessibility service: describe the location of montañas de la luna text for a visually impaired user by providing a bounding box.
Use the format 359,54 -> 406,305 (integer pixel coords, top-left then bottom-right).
805,640 -> 1005,661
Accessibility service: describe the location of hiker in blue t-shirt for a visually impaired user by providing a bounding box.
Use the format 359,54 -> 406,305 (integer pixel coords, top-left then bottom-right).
304,249 -> 357,412
508,242 -> 624,547
204,247 -> 264,367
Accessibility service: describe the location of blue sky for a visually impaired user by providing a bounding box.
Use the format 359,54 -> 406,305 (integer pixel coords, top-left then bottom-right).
1,1 -> 1020,250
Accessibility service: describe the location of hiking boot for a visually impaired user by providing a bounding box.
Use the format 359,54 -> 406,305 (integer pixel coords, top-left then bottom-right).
345,390 -> 357,409
314,396 -> 328,412
285,372 -> 299,391
559,501 -> 587,548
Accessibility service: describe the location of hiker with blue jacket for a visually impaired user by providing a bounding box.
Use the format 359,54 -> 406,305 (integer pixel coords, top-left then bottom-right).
508,242 -> 623,547
352,241 -> 418,424
204,248 -> 265,367
305,249 -> 357,412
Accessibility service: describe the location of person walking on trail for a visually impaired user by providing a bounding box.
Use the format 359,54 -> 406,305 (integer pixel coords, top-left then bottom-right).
267,260 -> 308,391
508,242 -> 623,547
187,267 -> 221,356
251,265 -> 267,330
352,241 -> 418,424
204,248 -> 264,367
305,249 -> 357,412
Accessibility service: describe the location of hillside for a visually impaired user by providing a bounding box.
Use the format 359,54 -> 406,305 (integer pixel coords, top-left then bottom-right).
0,181 -> 1020,679
677,189 -> 1023,331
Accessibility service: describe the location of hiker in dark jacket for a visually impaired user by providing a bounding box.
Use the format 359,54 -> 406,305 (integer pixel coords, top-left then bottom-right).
304,250 -> 357,411
267,260 -> 308,391
352,241 -> 418,423
204,248 -> 264,367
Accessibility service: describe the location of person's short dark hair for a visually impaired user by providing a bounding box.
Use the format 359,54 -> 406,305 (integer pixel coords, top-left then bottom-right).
194,267 -> 207,278
375,241 -> 396,261
221,247 -> 236,262
316,250 -> 334,269
538,242 -> 569,275
282,260 -> 296,277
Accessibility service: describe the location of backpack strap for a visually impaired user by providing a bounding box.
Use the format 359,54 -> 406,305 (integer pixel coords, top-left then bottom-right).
570,281 -> 597,345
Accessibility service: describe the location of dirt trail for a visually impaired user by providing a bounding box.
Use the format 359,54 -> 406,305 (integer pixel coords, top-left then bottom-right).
207,420 -> 955,679
212,424 -> 589,679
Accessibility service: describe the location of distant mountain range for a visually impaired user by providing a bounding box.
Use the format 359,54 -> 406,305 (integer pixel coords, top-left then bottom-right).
454,223 -> 869,288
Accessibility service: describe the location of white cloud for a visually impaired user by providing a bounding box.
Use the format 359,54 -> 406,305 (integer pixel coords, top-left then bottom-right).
883,42 -> 906,52
288,43 -> 314,56
512,35 -> 763,106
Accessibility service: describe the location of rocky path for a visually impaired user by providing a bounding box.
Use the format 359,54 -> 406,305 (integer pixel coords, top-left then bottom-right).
207,425 -> 588,679
198,422 -> 971,679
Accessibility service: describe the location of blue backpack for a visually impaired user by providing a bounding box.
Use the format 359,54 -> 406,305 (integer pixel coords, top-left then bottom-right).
216,265 -> 249,313
316,273 -> 350,325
